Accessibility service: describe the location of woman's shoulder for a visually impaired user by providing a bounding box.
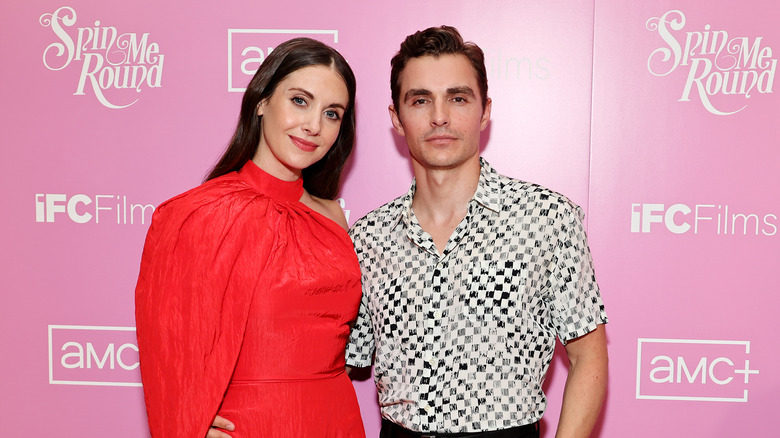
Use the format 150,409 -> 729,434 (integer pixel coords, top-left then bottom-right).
303,195 -> 348,231
153,173 -> 268,225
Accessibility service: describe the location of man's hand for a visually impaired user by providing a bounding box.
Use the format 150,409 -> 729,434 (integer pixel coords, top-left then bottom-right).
206,415 -> 234,438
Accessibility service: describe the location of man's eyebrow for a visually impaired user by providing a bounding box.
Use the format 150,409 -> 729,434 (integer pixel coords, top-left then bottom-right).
403,88 -> 432,102
403,87 -> 476,102
447,86 -> 475,96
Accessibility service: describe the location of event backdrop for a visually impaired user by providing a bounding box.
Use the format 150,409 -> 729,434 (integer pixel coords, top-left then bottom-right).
1,0 -> 777,436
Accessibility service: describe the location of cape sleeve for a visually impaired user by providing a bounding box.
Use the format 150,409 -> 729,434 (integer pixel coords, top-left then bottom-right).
134,186 -> 274,438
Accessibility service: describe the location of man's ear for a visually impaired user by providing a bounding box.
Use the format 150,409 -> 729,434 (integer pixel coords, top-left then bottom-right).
388,105 -> 405,136
480,97 -> 492,131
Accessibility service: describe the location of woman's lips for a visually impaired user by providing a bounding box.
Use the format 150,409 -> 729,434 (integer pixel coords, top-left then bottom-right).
290,135 -> 317,152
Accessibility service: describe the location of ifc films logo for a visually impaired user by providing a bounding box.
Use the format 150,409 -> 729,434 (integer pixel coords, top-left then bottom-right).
636,338 -> 759,402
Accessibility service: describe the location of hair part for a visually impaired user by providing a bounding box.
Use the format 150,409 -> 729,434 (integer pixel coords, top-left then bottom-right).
206,37 -> 357,200
390,25 -> 488,111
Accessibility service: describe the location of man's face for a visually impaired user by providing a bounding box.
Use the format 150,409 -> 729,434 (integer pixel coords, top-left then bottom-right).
390,54 -> 491,172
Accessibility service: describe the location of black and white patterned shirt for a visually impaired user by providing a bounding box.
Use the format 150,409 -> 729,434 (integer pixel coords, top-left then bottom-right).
346,158 -> 608,433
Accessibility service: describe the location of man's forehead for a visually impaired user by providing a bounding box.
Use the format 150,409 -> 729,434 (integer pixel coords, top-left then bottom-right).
399,54 -> 479,92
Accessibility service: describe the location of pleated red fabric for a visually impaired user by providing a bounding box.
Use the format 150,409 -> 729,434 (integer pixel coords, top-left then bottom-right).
135,160 -> 365,437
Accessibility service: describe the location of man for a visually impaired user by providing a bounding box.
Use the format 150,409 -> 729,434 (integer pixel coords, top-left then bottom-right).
345,25 -> 608,438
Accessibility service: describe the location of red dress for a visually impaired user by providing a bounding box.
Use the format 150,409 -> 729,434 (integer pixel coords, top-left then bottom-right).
135,161 -> 365,438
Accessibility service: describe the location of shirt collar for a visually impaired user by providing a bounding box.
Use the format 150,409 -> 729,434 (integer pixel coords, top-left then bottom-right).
391,158 -> 502,230
390,180 -> 415,230
472,158 -> 502,214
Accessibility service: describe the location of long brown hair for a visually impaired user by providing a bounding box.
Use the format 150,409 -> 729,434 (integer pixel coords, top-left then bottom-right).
206,38 -> 357,200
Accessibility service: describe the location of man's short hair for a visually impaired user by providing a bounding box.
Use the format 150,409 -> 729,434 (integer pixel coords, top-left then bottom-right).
390,25 -> 489,110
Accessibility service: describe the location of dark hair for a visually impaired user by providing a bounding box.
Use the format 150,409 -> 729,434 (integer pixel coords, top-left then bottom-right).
206,37 -> 357,200
390,25 -> 488,110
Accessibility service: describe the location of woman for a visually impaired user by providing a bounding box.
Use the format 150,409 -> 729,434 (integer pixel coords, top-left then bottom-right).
135,38 -> 364,437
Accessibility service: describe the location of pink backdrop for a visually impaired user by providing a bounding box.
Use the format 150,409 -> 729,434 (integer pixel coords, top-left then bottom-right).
1,1 -> 776,436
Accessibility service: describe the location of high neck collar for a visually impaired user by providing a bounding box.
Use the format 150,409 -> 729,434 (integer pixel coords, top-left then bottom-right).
238,160 -> 304,202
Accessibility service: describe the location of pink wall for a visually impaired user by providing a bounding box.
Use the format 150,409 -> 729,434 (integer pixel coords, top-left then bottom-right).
589,2 -> 778,436
1,1 -> 776,436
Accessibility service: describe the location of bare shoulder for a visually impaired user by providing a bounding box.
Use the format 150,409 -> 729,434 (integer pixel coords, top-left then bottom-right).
301,193 -> 349,231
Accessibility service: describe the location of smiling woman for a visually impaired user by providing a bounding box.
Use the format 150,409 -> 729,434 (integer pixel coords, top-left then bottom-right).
253,65 -> 349,184
134,38 -> 364,438
207,38 -> 357,200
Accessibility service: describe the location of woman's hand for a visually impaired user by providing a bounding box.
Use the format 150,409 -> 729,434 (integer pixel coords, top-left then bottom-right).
206,415 -> 235,438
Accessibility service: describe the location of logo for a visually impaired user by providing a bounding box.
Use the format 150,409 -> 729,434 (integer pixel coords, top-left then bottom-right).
484,49 -> 550,81
39,6 -> 165,108
630,203 -> 778,236
48,325 -> 140,387
35,193 -> 156,224
337,197 -> 350,223
646,10 -> 776,115
637,338 -> 759,402
227,29 -> 338,92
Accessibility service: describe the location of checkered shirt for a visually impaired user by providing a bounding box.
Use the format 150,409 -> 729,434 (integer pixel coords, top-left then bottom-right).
345,158 -> 608,433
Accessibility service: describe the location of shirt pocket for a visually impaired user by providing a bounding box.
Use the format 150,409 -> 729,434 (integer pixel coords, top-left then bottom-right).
462,260 -> 557,382
456,260 -> 514,347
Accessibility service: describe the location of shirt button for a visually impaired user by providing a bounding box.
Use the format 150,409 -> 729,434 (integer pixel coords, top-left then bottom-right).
423,404 -> 431,413
434,310 -> 442,318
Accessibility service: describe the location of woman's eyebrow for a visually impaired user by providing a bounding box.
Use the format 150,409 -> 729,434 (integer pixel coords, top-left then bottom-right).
290,87 -> 346,110
289,87 -> 314,99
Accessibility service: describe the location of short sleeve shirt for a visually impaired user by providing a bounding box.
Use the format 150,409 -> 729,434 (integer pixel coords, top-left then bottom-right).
345,159 -> 608,433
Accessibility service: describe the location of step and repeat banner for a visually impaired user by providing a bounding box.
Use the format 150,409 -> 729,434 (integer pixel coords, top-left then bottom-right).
1,0 -> 776,436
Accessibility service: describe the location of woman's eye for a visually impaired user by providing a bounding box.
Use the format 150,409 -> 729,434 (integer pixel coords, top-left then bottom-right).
292,96 -> 306,106
325,110 -> 341,120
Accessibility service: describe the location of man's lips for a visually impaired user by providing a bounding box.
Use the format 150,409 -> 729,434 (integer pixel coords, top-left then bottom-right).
290,135 -> 317,152
425,134 -> 458,143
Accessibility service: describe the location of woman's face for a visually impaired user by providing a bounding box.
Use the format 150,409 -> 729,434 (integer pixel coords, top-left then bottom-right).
253,64 -> 349,181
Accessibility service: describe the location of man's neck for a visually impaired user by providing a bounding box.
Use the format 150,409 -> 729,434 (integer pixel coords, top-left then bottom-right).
410,157 -> 481,253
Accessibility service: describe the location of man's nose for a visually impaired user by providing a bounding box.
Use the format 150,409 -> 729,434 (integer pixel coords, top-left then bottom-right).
431,101 -> 449,126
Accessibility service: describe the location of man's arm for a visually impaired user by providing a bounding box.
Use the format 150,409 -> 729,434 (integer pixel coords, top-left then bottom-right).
555,324 -> 608,438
